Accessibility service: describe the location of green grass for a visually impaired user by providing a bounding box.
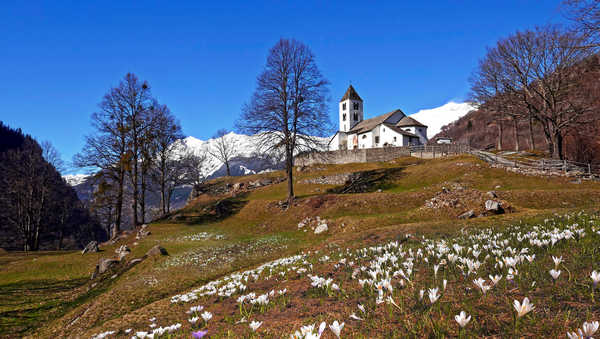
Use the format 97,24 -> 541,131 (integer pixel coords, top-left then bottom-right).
1,154 -> 599,338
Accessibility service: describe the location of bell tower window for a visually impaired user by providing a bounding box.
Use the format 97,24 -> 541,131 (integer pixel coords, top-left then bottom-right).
342,113 -> 346,121
353,103 -> 359,110
353,113 -> 358,121
342,103 -> 347,110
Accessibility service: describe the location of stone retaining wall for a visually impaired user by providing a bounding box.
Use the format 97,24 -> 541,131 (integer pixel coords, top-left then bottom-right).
295,147 -> 411,166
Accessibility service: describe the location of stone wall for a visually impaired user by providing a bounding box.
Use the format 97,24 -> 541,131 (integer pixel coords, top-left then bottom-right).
295,147 -> 411,166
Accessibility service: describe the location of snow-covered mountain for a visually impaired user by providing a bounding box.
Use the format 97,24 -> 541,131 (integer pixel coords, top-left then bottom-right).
408,102 -> 477,138
63,174 -> 90,186
178,132 -> 328,179
63,132 -> 328,187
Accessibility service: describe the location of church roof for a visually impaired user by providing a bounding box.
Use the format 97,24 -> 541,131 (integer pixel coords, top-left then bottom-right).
340,85 -> 363,102
383,123 -> 419,137
396,116 -> 427,128
349,109 -> 404,134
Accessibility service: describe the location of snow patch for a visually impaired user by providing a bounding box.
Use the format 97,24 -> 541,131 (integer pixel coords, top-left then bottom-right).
63,174 -> 89,186
408,102 -> 477,138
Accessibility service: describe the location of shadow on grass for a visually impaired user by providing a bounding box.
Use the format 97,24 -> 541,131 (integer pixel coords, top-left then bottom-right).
171,192 -> 250,225
0,278 -> 89,338
327,167 -> 406,194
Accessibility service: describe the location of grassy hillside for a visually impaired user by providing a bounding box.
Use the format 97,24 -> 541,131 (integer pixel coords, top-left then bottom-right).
1,154 -> 600,338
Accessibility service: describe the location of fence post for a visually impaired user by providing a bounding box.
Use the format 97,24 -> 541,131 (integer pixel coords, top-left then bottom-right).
563,160 -> 567,174
433,147 -> 436,159
541,159 -> 545,171
588,162 -> 592,175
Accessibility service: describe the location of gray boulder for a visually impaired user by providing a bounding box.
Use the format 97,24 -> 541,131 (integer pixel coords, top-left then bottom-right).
136,224 -> 151,240
485,200 -> 504,214
81,241 -> 99,254
98,258 -> 119,274
115,245 -> 131,261
146,245 -> 168,257
486,191 -> 497,199
314,223 -> 328,235
458,210 -> 475,219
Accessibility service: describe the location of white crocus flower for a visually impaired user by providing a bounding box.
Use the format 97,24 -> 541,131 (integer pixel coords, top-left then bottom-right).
582,321 -> 599,337
428,287 -> 440,304
549,269 -> 561,281
329,320 -> 345,338
513,297 -> 534,318
591,271 -> 600,286
489,274 -> 502,286
201,311 -> 213,322
188,316 -> 199,324
552,256 -> 563,268
349,313 -> 364,321
473,278 -> 490,294
249,320 -> 262,331
318,322 -> 326,337
455,311 -> 471,328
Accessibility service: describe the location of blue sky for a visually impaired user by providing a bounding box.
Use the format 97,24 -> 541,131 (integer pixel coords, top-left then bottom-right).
0,1 -> 567,169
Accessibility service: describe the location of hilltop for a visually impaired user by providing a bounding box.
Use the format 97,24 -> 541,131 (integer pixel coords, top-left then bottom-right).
2,153 -> 600,338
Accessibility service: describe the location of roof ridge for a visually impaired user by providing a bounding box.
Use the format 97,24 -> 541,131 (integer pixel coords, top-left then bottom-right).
340,85 -> 363,102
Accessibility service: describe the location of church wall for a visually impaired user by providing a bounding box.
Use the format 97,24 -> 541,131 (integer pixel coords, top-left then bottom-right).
328,134 -> 340,151
358,131 -> 373,149
380,126 -> 403,147
414,127 -> 428,144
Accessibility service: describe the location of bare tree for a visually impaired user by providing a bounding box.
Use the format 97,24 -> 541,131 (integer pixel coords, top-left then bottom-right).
470,26 -> 595,158
180,149 -> 208,187
0,140 -> 51,251
41,140 -> 65,173
74,79 -> 131,234
208,129 -> 236,177
564,0 -> 600,45
238,38 -> 330,205
120,73 -> 153,227
149,104 -> 185,215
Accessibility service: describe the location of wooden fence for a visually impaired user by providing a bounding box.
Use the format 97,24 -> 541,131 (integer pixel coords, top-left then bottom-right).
409,144 -> 472,159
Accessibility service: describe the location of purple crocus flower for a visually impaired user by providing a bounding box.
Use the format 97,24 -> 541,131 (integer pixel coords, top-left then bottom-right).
192,329 -> 208,338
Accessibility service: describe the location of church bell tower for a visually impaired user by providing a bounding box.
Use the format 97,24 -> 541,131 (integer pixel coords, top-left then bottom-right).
339,85 -> 363,132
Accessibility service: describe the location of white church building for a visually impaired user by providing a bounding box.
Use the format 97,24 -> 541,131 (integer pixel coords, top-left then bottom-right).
328,85 -> 428,151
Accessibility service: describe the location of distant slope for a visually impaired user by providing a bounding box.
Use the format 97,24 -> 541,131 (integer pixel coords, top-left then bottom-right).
409,101 -> 476,138
66,132 -> 329,229
432,55 -> 600,164
0,121 -> 106,250
178,133 -> 281,179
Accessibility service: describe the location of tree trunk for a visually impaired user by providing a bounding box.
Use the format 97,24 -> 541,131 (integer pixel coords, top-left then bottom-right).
497,122 -> 503,151
140,171 -> 146,224
115,169 -> 124,234
225,160 -> 231,177
57,229 -> 64,250
513,118 -> 519,152
528,116 -> 535,150
167,189 -> 173,214
161,172 -> 166,215
553,132 -> 564,160
132,164 -> 139,227
286,147 -> 294,206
